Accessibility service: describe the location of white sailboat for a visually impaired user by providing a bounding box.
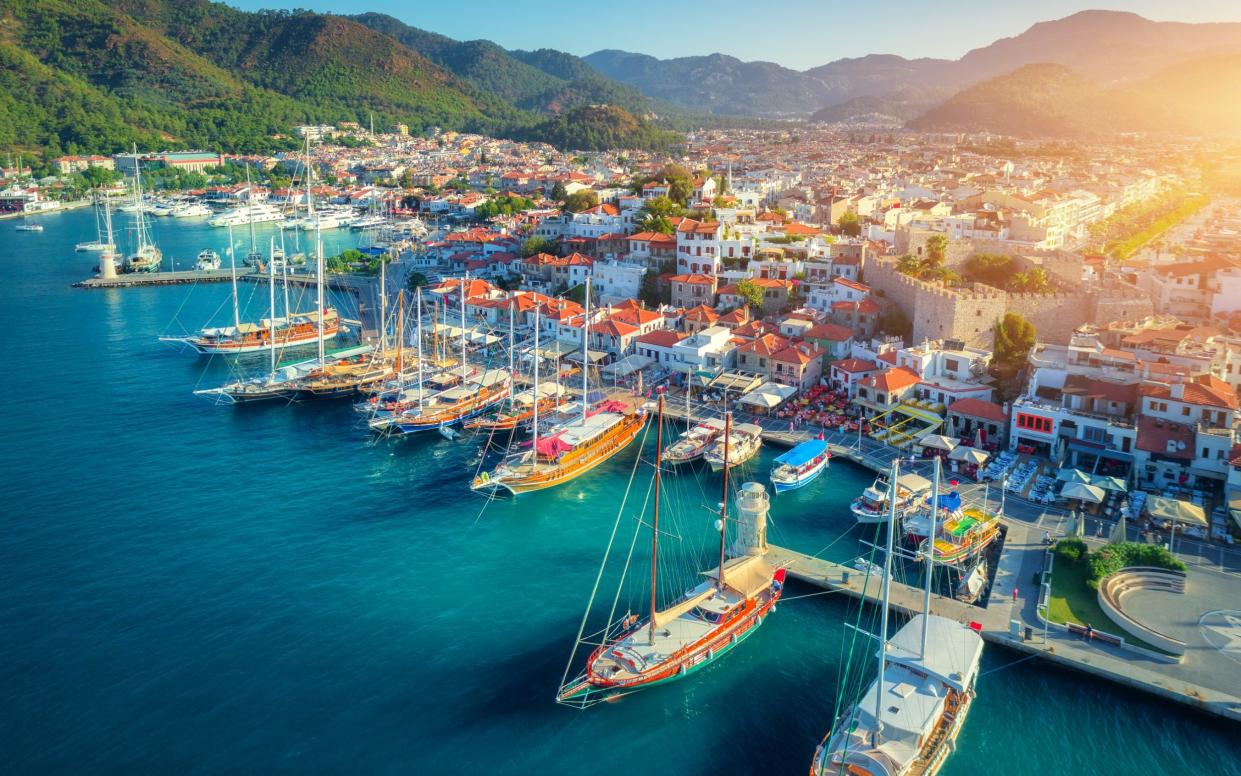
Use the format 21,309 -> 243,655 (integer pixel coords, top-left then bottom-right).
122,147 -> 163,273
811,457 -> 983,776
76,197 -> 116,251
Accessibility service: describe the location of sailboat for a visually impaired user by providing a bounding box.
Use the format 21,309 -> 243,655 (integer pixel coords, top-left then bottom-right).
663,390 -> 727,465
811,457 -> 984,776
852,471 -> 934,525
76,197 -> 115,251
384,279 -> 511,434
242,167 -> 264,267
122,148 -> 163,273
703,421 -> 763,472
555,403 -> 787,706
159,225 -> 339,354
470,279 -> 646,495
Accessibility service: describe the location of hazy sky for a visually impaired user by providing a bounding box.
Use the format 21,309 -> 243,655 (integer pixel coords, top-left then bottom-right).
227,1 -> 1241,69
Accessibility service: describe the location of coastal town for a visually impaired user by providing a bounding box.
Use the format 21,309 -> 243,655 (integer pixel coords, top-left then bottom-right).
7,3 -> 1241,774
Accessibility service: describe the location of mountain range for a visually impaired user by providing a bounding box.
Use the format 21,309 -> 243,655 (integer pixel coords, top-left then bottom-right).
3,4 -> 1241,158
587,11 -> 1241,126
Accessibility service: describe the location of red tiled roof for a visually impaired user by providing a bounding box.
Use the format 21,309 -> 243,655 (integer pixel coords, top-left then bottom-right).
1135,416 -> 1194,460
804,323 -> 854,341
1140,375 -> 1238,410
773,342 -> 824,365
831,358 -> 878,374
684,305 -> 719,322
860,367 -> 920,392
947,398 -> 1008,422
669,274 -> 716,286
636,330 -> 686,348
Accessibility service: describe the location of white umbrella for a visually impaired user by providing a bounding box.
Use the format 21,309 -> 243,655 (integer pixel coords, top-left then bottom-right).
1090,475 -> 1127,493
948,446 -> 990,464
918,434 -> 958,452
1057,468 -> 1092,484
1061,482 -> 1106,504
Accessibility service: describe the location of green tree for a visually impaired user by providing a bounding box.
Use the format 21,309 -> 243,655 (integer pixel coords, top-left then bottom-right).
837,211 -> 861,237
406,271 -> 429,290
992,312 -> 1036,400
563,190 -> 599,213
734,279 -> 765,312
961,253 -> 1014,287
639,269 -> 665,307
521,235 -> 558,257
925,234 -> 949,266
550,181 -> 568,201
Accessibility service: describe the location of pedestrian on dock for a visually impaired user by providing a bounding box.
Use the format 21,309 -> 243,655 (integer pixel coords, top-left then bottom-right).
1012,586 -> 1018,603
1085,623 -> 1095,642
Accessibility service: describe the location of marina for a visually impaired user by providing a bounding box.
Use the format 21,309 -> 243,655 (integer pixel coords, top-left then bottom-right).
7,185 -> 1241,774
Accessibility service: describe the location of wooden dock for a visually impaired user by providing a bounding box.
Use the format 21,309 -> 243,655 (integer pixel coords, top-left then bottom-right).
74,268 -> 257,288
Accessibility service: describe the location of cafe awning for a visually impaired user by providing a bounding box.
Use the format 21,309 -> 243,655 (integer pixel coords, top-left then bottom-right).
1060,482 -> 1106,503
602,354 -> 653,376
1057,468 -> 1092,484
738,381 -> 798,409
1145,495 -> 1207,527
948,446 -> 990,465
918,434 -> 958,452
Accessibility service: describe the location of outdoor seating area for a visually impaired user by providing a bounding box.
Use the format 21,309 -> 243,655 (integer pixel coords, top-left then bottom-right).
773,385 -> 860,431
980,450 -> 1018,482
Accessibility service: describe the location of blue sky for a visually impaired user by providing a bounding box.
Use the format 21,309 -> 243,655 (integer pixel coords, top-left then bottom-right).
227,1 -> 1241,69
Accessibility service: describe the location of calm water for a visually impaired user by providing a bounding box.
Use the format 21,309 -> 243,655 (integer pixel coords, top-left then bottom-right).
3,208 -> 1239,774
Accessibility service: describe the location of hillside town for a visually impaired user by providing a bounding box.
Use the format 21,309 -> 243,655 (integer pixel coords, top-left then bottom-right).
8,122 -> 1241,546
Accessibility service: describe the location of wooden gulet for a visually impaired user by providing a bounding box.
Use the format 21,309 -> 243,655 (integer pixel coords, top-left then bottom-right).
555,404 -> 787,706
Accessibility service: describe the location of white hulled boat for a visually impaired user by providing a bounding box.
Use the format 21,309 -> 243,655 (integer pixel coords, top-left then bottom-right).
704,422 -> 762,472
852,471 -> 933,525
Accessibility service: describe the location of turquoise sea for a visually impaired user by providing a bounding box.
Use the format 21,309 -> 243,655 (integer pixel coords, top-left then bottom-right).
3,207 -> 1240,774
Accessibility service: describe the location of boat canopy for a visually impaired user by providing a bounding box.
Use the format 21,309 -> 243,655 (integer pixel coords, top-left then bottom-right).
884,614 -> 984,693
935,491 -> 963,511
536,435 -> 572,457
700,554 -> 775,600
558,412 -> 623,447
733,422 -> 763,437
472,368 -> 510,388
775,438 -> 828,467
896,473 -> 933,493
698,417 -> 727,431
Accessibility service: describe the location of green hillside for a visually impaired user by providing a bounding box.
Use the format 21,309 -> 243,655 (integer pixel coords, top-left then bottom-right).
0,0 -> 681,157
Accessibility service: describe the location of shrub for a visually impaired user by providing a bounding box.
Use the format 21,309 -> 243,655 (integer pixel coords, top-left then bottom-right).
1084,542 -> 1186,590
1054,537 -> 1087,565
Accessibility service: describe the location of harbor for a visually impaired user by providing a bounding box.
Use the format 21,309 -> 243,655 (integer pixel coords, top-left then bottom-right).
7,201 -> 1241,775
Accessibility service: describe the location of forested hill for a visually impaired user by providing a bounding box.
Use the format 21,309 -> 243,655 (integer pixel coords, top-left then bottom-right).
0,0 -> 681,156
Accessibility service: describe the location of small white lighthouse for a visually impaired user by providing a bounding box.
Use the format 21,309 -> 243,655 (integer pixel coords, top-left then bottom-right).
732,481 -> 769,556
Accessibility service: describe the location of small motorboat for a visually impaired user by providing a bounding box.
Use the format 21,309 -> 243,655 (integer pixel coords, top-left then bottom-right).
195,249 -> 222,271
770,438 -> 830,493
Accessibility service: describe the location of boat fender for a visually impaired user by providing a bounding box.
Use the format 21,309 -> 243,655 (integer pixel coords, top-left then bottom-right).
770,605 -> 777,614
730,634 -> 738,645
678,664 -> 687,676
706,649 -> 715,660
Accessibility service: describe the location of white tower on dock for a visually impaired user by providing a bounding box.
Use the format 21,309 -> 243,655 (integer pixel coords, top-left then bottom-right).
98,247 -> 117,279
732,481 -> 769,556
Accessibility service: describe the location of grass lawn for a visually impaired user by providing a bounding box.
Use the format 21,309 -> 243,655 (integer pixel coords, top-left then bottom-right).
1047,559 -> 1108,628
1046,558 -> 1175,655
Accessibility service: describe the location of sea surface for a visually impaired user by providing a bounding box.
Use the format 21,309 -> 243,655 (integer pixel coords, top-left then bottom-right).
3,207 -> 1240,775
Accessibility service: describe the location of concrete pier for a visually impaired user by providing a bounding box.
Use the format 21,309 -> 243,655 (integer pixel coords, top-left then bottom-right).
73,268 -> 258,288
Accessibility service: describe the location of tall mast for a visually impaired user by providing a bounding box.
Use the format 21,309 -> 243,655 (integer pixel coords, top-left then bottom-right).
246,166 -> 257,256
395,289 -> 404,375
305,134 -> 314,221
581,277 -> 590,426
227,223 -> 240,330
316,223 -> 325,367
875,457 -> 900,745
921,456 -> 942,658
432,300 -> 440,365
508,297 -> 515,380
460,276 -> 468,380
532,303 -> 541,452
132,144 -> 147,252
416,286 -> 425,412
648,394 -> 665,646
268,236 -> 277,374
379,257 -> 387,353
718,411 -> 731,589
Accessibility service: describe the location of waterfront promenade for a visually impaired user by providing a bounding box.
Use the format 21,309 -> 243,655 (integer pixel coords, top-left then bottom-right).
658,391 -> 1241,722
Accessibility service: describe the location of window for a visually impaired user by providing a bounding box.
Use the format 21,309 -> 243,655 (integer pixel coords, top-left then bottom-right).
1016,413 -> 1053,434
1182,406 -> 1190,417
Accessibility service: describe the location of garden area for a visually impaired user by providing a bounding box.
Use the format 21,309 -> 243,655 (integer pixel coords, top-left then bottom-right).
1045,538 -> 1186,653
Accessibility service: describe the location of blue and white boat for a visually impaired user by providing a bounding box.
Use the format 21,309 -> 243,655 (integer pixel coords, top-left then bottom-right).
770,438 -> 831,493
